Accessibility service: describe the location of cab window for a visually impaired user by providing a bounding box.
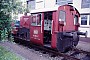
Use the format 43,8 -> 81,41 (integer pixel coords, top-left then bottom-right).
31,15 -> 36,25
74,15 -> 78,25
59,10 -> 66,22
31,14 -> 41,26
37,14 -> 41,25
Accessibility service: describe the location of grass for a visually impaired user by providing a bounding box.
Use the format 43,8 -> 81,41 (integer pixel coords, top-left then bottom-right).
0,46 -> 22,60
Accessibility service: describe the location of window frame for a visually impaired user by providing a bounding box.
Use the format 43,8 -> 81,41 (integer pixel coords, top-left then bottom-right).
59,10 -> 66,23
81,0 -> 90,8
56,0 -> 73,5
31,14 -> 36,26
81,15 -> 87,25
31,13 -> 42,26
28,0 -> 35,10
74,15 -> 78,25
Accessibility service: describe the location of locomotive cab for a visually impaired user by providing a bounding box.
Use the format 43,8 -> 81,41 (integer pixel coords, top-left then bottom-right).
29,5 -> 86,52
30,5 -> 81,52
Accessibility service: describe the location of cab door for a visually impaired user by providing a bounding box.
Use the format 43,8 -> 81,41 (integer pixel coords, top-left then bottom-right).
30,13 -> 44,45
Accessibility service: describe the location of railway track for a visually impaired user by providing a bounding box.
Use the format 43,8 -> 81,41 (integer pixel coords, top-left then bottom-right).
14,38 -> 90,60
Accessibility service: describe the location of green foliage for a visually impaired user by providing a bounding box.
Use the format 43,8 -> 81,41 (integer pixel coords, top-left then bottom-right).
0,0 -> 15,41
1,28 -> 8,40
0,0 -> 27,41
0,46 -> 22,60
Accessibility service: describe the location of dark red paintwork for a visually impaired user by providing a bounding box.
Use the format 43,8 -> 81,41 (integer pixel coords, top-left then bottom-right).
20,15 -> 31,29
51,5 -> 80,48
30,13 -> 44,45
58,5 -> 80,32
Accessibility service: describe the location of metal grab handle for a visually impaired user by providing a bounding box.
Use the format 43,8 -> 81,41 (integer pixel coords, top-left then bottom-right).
41,20 -> 43,33
51,20 -> 53,34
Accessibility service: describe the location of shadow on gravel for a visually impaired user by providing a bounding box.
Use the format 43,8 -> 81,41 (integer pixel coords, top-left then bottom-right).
81,55 -> 90,60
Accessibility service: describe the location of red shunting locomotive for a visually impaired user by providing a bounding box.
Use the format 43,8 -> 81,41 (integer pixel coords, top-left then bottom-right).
12,5 -> 86,52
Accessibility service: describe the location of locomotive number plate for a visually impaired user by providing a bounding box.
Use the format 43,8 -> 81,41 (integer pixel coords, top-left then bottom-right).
34,30 -> 38,34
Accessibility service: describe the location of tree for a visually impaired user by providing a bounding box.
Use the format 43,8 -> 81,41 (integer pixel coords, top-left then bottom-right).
11,0 -> 27,20
0,0 -> 26,41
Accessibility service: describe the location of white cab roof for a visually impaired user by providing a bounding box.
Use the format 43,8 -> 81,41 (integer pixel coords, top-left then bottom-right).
30,6 -> 59,13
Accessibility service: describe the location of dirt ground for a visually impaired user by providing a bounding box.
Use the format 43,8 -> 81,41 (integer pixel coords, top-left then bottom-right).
76,37 -> 90,52
0,37 -> 90,60
0,41 -> 50,60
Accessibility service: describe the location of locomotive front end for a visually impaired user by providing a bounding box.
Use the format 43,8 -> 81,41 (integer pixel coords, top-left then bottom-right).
56,5 -> 87,52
